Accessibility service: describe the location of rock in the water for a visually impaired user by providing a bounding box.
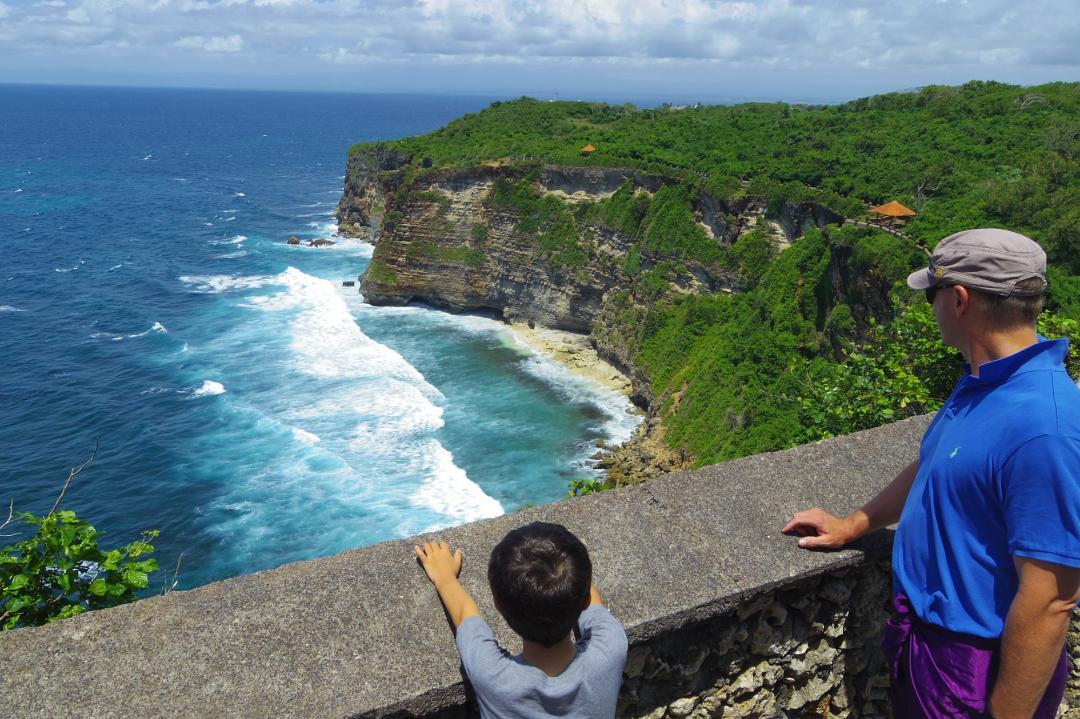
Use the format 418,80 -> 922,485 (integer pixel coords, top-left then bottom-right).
287,235 -> 300,245
309,238 -> 335,247
342,280 -> 356,287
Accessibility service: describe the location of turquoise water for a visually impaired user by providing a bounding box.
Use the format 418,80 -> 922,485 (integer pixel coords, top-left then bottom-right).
0,85 -> 638,589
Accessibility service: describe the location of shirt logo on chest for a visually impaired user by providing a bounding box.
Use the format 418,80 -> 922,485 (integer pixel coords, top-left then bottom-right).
949,446 -> 961,459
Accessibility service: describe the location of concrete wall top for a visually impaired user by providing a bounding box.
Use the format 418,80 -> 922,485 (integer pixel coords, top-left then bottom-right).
0,416 -> 931,718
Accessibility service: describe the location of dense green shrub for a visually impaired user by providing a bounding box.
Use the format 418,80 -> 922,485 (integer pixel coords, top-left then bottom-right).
1,510 -> 159,630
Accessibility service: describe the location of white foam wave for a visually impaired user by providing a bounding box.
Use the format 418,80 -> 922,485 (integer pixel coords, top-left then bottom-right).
107,263 -> 123,272
179,273 -> 270,294
292,427 -> 321,444
13,188 -> 22,193
0,305 -> 25,312
54,260 -> 82,274
234,192 -> 246,197
192,380 -> 226,397
213,250 -> 248,259
142,154 -> 152,161
251,268 -> 438,390
411,444 -> 504,522
309,220 -> 339,237
519,352 -> 640,446
208,234 -> 246,246
248,268 -> 502,521
112,321 -> 168,341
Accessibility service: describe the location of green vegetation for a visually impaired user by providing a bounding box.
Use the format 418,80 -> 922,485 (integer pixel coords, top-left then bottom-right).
366,258 -> 399,284
1,452 -> 161,630
567,478 -> 607,497
356,81 -> 1080,267
354,82 -> 1080,469
406,241 -> 485,267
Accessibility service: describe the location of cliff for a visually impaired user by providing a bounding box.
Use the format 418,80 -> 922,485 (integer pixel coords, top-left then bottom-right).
336,147 -> 897,478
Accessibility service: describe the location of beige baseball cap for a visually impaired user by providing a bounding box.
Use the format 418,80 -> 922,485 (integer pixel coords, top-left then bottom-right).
906,228 -> 1047,297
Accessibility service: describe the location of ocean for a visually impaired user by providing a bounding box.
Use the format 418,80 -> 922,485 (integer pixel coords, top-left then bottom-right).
0,84 -> 639,590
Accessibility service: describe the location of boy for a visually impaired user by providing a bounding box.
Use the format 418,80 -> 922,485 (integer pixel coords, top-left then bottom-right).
414,522 -> 628,719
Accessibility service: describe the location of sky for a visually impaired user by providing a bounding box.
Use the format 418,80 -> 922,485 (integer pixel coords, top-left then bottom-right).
1,0 -> 1079,103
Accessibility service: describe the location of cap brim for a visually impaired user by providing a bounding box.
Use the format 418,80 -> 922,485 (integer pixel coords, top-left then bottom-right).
907,268 -> 933,290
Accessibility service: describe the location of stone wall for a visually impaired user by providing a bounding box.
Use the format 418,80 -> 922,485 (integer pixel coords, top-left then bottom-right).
620,561 -> 894,719
2,415 -> 1077,718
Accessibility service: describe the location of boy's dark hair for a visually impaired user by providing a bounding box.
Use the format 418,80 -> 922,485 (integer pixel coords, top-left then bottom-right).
488,522 -> 592,648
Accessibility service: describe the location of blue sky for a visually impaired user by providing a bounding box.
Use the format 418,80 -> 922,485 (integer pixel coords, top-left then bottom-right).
1,0 -> 1078,103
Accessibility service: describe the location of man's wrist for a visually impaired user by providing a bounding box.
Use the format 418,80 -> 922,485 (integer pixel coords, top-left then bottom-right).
844,511 -> 871,541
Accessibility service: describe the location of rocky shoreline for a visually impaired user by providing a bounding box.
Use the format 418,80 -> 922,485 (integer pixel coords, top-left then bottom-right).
506,323 -> 632,396
503,322 -> 693,485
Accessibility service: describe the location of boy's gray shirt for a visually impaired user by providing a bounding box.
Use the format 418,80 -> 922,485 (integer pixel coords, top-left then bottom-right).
455,604 -> 628,719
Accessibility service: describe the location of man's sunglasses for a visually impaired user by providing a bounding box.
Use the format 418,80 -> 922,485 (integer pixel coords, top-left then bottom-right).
925,284 -> 954,304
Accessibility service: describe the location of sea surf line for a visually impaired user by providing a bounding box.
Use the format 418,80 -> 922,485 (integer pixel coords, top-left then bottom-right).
0,85 -> 639,590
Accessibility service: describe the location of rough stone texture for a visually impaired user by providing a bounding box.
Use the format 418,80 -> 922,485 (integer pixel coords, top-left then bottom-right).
356,164 -> 741,335
2,415 -> 1077,718
620,561 -> 894,719
335,144 -> 410,239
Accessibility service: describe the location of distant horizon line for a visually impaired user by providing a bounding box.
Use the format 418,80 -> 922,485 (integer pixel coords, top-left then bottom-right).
3,77 -> 1073,109
0,78 -> 863,108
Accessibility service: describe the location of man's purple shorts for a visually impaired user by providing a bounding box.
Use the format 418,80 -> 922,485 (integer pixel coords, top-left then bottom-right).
884,595 -> 1068,718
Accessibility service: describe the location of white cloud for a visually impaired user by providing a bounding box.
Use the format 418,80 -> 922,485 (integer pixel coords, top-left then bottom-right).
1,0 -> 1079,91
173,34 -> 244,52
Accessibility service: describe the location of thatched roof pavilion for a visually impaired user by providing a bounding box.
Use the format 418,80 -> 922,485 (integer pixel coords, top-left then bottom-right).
869,200 -> 916,218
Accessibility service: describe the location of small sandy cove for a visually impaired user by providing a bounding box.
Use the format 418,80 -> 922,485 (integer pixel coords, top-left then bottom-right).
507,323 -> 632,396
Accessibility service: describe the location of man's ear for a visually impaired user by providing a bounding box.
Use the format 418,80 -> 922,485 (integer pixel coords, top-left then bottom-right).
953,284 -> 972,315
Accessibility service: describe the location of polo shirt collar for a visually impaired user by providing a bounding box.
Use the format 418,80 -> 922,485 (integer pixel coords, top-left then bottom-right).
963,337 -> 1069,386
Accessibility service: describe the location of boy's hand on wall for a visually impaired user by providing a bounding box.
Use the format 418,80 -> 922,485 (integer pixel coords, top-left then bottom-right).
414,540 -> 464,588
413,540 -> 480,627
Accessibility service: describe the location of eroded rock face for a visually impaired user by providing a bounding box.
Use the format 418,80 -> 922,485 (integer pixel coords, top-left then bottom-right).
778,201 -> 845,243
538,166 -> 666,200
335,144 -> 409,239
359,166 -> 621,332
357,164 -> 740,336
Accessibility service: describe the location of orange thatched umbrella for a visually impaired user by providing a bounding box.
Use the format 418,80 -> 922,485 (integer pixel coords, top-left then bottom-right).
869,200 -> 916,218
869,200 -> 916,229
581,143 -> 596,156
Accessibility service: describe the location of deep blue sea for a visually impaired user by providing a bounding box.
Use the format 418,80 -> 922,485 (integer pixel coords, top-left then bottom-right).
0,85 -> 638,590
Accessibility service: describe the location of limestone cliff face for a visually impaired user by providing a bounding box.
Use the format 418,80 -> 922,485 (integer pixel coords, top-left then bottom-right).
352,163 -> 748,335
335,145 -> 409,239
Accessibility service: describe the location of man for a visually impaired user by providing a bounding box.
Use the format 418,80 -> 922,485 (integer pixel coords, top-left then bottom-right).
783,228 -> 1080,718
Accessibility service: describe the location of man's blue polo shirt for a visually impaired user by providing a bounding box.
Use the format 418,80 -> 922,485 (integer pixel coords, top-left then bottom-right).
893,338 -> 1080,639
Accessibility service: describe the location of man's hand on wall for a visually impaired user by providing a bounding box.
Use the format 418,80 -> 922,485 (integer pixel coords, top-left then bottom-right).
782,508 -> 866,549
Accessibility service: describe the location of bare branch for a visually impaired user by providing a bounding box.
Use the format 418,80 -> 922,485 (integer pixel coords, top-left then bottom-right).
0,499 -> 14,536
49,438 -> 100,517
164,552 -> 184,595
